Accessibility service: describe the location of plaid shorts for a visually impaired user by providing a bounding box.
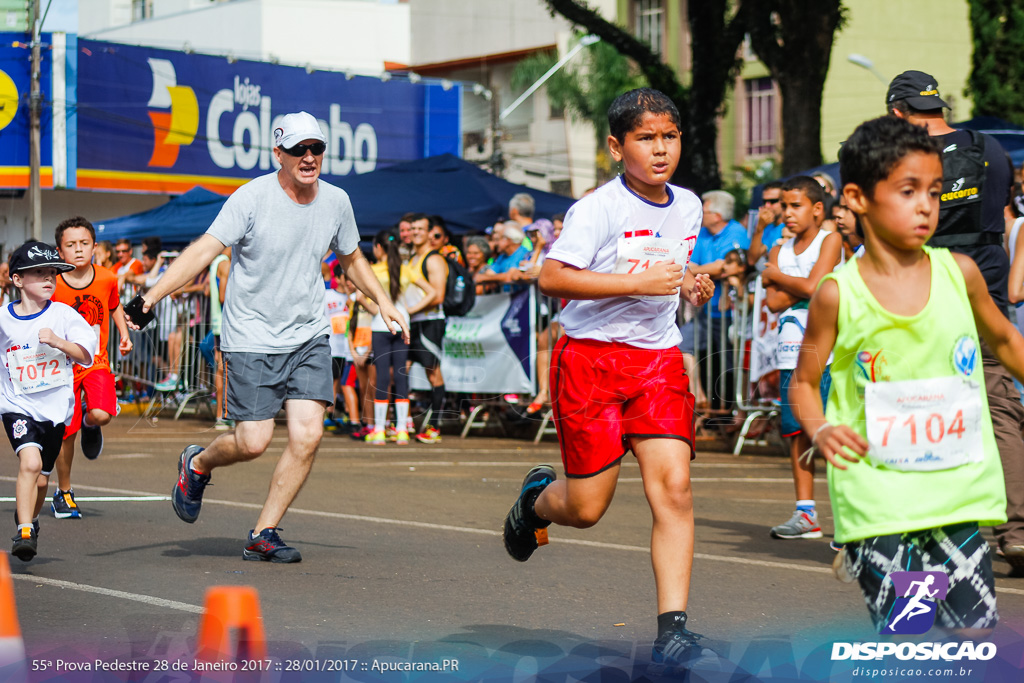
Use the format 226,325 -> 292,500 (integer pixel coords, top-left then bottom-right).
840,522 -> 998,632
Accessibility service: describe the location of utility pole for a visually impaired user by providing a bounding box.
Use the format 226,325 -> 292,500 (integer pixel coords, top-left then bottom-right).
487,68 -> 504,178
28,0 -> 42,240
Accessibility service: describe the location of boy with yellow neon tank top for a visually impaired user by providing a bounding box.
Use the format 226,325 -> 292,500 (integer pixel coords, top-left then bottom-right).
761,176 -> 842,541
502,88 -> 716,669
789,115 -> 1024,635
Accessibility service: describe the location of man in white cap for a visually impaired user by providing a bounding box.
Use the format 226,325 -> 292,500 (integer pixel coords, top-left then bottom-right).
127,111 -> 407,563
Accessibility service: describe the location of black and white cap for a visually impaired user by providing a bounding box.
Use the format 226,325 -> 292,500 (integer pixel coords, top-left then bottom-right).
8,241 -> 74,273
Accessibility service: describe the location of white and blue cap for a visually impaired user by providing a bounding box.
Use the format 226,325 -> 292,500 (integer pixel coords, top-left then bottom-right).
273,111 -> 326,149
9,241 -> 74,273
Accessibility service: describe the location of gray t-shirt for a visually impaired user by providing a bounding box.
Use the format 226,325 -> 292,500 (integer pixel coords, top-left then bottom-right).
206,172 -> 360,353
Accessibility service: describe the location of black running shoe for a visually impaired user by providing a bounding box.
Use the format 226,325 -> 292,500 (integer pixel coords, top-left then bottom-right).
80,413 -> 103,460
172,445 -> 210,523
652,619 -> 707,668
243,527 -> 302,563
52,488 -> 82,519
12,512 -> 39,537
503,464 -> 555,562
11,526 -> 37,562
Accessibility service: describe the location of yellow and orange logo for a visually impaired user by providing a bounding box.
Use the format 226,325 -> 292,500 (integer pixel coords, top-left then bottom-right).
146,58 -> 198,167
0,68 -> 19,132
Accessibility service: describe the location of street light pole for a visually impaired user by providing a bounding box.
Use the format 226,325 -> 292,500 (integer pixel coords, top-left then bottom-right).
499,34 -> 599,122
29,0 -> 42,240
847,53 -> 888,85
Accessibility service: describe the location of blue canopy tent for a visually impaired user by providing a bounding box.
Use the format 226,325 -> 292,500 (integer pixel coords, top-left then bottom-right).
330,153 -> 576,235
95,154 -> 576,247
95,187 -> 227,246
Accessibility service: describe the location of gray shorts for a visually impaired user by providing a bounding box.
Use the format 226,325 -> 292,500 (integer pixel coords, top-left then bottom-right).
223,335 -> 333,422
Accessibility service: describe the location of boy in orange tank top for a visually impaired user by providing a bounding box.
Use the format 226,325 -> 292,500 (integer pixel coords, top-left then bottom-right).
51,216 -> 132,519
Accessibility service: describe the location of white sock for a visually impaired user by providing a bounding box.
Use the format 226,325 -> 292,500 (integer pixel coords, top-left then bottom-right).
396,400 -> 409,432
374,401 -> 388,432
17,523 -> 32,532
796,499 -> 816,513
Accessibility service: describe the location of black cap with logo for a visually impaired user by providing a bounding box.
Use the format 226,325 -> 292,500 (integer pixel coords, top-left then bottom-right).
8,241 -> 74,274
886,70 -> 950,111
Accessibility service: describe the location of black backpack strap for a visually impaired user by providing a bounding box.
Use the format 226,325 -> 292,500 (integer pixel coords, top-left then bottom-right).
420,249 -> 441,280
927,232 -> 1003,248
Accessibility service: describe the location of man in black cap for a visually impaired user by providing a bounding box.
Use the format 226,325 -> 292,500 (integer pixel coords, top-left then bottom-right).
887,69 -> 1024,575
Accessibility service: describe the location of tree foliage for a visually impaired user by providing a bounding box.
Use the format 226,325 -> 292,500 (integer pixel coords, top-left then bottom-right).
512,37 -> 646,181
539,0 -> 846,186
542,0 -> 749,193
966,0 -> 1024,127
746,0 -> 845,175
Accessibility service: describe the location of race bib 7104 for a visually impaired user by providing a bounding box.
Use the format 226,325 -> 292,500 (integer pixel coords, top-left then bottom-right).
864,375 -> 983,472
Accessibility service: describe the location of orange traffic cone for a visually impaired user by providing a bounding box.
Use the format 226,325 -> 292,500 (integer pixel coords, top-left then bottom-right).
0,553 -> 27,682
196,586 -> 267,662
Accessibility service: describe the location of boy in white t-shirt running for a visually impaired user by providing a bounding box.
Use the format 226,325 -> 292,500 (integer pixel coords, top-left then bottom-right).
1,242 -> 95,562
502,88 -> 715,669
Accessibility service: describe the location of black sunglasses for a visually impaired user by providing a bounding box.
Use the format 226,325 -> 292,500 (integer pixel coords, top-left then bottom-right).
282,142 -> 326,157
763,198 -> 781,205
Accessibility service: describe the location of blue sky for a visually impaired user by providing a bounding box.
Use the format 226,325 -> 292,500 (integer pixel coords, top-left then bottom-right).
40,0 -> 77,33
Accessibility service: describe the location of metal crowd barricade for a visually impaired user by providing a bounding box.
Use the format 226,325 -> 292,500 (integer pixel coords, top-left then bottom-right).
532,289 -> 561,444
689,297 -> 733,423
456,282 -> 555,440
687,277 -> 782,454
728,278 -> 782,455
109,284 -> 216,421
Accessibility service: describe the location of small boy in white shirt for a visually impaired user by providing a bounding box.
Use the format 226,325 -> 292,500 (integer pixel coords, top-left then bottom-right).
0,242 -> 95,561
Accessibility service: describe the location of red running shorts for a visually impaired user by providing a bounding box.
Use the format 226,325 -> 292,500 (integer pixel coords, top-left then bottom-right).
550,335 -> 696,478
64,368 -> 117,439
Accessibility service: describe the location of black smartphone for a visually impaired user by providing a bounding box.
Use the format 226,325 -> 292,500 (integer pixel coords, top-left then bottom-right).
123,295 -> 156,330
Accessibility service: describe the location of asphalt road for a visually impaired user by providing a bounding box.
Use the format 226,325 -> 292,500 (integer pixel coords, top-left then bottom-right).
2,414 -> 1022,682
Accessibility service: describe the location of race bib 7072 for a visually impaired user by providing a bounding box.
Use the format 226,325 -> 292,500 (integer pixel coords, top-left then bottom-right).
6,346 -> 71,396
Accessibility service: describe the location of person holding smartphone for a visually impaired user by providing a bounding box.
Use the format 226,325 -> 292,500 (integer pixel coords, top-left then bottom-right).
124,112 -> 406,564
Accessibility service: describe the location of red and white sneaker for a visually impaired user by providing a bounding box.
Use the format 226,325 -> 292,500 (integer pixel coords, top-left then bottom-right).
415,425 -> 441,444
769,509 -> 823,539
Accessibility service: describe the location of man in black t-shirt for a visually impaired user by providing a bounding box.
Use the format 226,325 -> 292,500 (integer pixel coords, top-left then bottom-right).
888,70 -> 1024,575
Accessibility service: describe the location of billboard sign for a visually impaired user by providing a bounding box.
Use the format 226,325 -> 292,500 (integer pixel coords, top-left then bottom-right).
0,33 -> 462,194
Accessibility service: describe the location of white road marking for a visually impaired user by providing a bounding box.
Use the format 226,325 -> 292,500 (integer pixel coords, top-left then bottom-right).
0,496 -> 168,502
10,574 -> 203,614
615,478 -> 829,483
358,461 -> 786,469
4,479 -> 1022,602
